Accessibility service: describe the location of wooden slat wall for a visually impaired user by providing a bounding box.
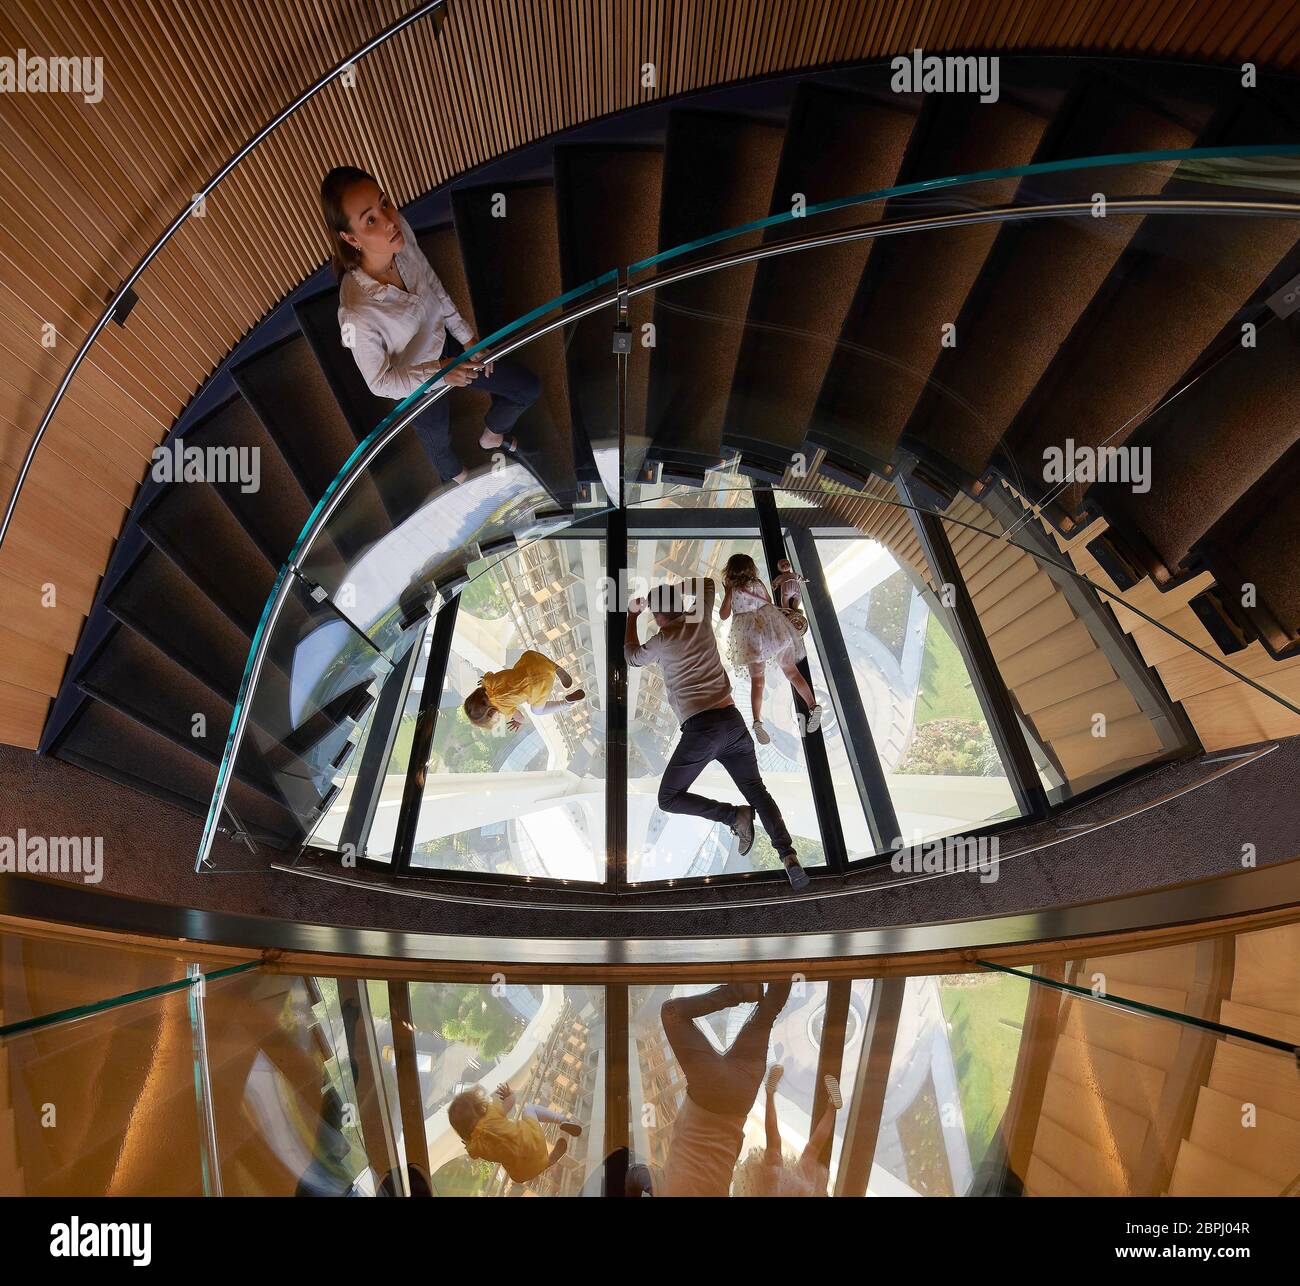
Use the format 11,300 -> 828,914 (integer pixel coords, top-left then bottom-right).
3,0 -> 1300,749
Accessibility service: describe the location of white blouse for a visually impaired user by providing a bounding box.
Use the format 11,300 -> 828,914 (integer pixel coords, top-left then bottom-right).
336,213 -> 474,400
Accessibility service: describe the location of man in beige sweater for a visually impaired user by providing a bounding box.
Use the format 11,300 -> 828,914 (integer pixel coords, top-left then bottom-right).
626,578 -> 809,890
655,979 -> 793,1197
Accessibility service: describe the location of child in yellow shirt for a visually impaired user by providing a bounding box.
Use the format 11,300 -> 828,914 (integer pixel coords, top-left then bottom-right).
449,1083 -> 582,1184
462,649 -> 585,731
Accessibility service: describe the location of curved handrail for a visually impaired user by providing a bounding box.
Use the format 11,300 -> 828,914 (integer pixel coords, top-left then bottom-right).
197,185 -> 1300,868
0,0 -> 447,550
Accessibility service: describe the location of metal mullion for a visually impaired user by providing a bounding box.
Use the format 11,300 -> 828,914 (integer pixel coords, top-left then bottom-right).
788,526 -> 900,855
390,598 -> 460,874
898,478 -> 1049,821
339,626 -> 426,862
835,976 -> 905,1196
336,977 -> 404,1194
810,977 -> 852,1170
387,981 -> 431,1188
606,505 -> 629,889
604,983 -> 630,1195
753,489 -> 848,872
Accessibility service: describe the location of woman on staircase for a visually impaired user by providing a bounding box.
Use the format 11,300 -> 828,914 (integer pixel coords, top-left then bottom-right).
320,166 -> 540,484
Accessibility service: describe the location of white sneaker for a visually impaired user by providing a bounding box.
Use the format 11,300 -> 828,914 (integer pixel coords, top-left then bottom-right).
805,705 -> 823,735
752,720 -> 771,745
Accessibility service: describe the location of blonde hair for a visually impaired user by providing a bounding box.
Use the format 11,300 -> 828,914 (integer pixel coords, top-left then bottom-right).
449,1085 -> 490,1141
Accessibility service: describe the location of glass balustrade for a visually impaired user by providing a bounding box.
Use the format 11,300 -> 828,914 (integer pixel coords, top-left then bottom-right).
190,147 -> 1300,890
5,911 -> 1298,1197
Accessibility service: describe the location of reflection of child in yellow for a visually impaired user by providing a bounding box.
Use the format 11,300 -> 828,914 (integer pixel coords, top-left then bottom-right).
449,1083 -> 582,1183
462,649 -> 586,731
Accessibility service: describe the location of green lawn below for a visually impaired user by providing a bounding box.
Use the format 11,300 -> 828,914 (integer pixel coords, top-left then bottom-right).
938,974 -> 1030,1169
914,614 -> 982,724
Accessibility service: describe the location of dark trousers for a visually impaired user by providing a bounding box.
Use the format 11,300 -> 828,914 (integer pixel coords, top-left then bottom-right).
409,336 -> 541,480
657,705 -> 794,856
661,981 -> 792,1116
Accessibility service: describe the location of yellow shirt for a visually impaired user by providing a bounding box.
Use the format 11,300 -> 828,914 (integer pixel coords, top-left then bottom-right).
464,1100 -> 550,1182
481,650 -> 558,719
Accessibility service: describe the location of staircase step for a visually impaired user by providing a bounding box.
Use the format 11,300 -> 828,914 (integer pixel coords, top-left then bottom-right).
1186,1084 -> 1300,1187
906,80 -> 1196,482
1009,152 -> 1299,522
1027,677 -> 1138,742
1023,1153 -> 1089,1197
724,86 -> 917,460
1096,320 -> 1300,578
1060,991 -> 1183,1071
292,282 -> 442,516
452,179 -> 577,502
106,546 -> 254,700
141,482 -> 276,635
1018,650 -> 1121,715
555,143 -> 663,478
74,625 -> 296,804
1032,1111 -> 1131,1195
1220,1000 -> 1300,1049
1167,1137 -> 1281,1197
55,701 -> 299,846
811,95 -> 1050,469
966,547 -> 1040,608
1048,1031 -> 1167,1121
1197,433 -> 1300,655
173,393 -> 311,565
235,328 -> 396,554
999,619 -> 1098,687
1231,924 -> 1300,1014
977,569 -> 1057,636
986,591 -> 1077,661
1039,1068 -> 1151,1169
1080,942 -> 1200,993
1048,711 -> 1164,779
646,109 -> 785,463
1208,1041 -> 1300,1124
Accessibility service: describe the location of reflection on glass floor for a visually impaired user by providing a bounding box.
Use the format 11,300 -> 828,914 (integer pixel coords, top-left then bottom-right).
5,913 -> 1300,1196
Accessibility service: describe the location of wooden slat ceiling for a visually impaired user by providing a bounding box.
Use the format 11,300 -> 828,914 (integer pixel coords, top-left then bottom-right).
2,0 -> 1299,749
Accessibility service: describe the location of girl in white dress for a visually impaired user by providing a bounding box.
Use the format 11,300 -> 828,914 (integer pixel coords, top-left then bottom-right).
720,553 -> 823,745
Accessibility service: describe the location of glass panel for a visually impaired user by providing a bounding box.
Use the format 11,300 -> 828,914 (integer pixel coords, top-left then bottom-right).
204,970 -> 377,1196
628,977 -> 863,1197
626,534 -> 828,882
869,971 -> 1032,1196
201,294 -> 619,872
934,493 -> 1190,803
811,531 -> 1020,848
0,986 -> 207,1195
399,981 -> 606,1196
393,538 -> 608,880
202,574 -> 394,872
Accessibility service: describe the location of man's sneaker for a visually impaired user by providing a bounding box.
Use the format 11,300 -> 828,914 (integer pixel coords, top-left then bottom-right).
781,852 -> 810,891
804,705 -> 823,735
752,719 -> 771,745
731,805 -> 755,856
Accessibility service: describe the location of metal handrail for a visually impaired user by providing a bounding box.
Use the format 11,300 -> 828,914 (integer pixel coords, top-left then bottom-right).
197,191 -> 1300,868
0,0 -> 447,549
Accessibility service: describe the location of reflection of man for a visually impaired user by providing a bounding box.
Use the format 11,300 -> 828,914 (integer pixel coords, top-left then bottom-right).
625,580 -> 809,889
656,981 -> 793,1196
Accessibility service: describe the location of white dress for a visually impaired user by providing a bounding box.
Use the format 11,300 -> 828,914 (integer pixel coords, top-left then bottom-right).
727,580 -> 807,676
